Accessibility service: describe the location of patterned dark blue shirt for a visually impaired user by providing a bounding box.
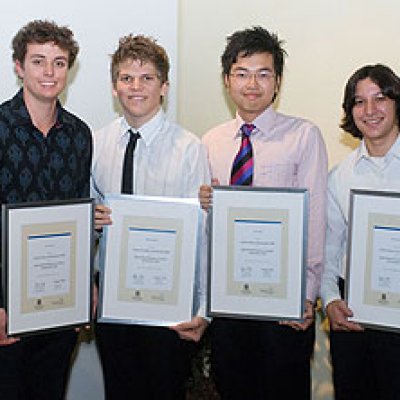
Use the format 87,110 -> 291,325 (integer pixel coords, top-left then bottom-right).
0,89 -> 92,305
0,89 -> 92,202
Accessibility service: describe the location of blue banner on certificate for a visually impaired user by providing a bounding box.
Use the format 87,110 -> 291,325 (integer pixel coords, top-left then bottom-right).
98,194 -> 203,326
208,186 -> 308,321
346,189 -> 400,331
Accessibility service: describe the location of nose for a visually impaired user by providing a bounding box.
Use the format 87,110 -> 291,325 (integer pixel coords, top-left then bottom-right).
129,77 -> 142,90
246,72 -> 259,88
44,61 -> 54,76
365,99 -> 377,115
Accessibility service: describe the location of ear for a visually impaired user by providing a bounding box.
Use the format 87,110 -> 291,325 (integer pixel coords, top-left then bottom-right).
160,80 -> 169,98
14,60 -> 24,80
112,85 -> 118,98
224,74 -> 230,88
274,75 -> 281,95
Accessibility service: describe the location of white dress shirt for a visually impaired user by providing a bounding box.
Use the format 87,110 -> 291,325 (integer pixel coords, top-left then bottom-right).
91,109 -> 211,317
320,136 -> 400,308
92,110 -> 210,198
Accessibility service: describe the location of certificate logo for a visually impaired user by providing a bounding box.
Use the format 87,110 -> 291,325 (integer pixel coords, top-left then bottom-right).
240,283 -> 251,294
35,298 -> 43,309
378,292 -> 388,305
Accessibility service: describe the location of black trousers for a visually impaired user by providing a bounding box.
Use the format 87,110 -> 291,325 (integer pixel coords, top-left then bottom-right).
330,326 -> 400,400
329,277 -> 400,400
211,318 -> 315,400
96,323 -> 197,400
0,330 -> 77,400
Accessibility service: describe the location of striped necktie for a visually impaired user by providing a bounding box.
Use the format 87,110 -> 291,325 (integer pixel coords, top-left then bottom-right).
230,123 -> 255,186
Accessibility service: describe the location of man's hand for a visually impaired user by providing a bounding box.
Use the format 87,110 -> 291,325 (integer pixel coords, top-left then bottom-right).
95,204 -> 112,231
170,316 -> 209,342
0,308 -> 19,346
326,299 -> 363,331
279,300 -> 315,331
199,179 -> 220,211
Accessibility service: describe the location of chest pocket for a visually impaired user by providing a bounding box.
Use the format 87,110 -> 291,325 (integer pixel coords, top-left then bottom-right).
257,163 -> 297,187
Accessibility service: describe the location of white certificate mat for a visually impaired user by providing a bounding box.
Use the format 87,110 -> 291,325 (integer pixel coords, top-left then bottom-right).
2,199 -> 93,336
346,189 -> 400,331
98,194 -> 201,326
209,186 -> 307,321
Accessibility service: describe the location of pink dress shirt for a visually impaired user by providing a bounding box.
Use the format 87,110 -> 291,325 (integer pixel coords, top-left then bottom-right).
202,106 -> 328,302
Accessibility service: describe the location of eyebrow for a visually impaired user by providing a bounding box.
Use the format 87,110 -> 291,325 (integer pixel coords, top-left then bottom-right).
234,66 -> 272,71
29,54 -> 68,61
354,90 -> 384,98
119,72 -> 157,76
233,66 -> 273,71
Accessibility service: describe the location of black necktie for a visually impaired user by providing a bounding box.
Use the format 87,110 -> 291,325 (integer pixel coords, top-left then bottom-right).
121,130 -> 141,194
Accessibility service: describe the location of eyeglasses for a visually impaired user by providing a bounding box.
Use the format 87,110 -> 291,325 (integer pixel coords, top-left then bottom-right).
118,73 -> 160,86
230,70 -> 275,84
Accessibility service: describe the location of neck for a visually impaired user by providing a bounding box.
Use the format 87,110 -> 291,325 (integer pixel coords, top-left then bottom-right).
365,132 -> 399,157
238,107 -> 270,124
23,91 -> 57,136
239,112 -> 258,124
125,106 -> 161,130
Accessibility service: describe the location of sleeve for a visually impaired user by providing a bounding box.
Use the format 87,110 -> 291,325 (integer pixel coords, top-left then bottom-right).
90,129 -> 106,205
89,131 -> 105,244
77,124 -> 93,199
183,141 -> 211,198
297,124 -> 328,302
320,172 -> 347,308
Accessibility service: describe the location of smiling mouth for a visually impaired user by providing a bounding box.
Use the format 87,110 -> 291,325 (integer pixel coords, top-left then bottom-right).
128,95 -> 146,100
244,93 -> 260,99
363,117 -> 383,125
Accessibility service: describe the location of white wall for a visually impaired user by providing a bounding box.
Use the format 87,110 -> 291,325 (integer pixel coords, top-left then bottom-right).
0,0 -> 178,130
0,3 -> 178,399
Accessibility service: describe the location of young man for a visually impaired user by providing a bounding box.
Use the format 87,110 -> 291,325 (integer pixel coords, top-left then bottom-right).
320,64 -> 400,399
92,34 -> 210,400
0,20 -> 92,399
199,26 -> 327,399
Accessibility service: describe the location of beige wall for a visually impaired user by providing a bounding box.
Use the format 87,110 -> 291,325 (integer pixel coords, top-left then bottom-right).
178,0 -> 400,168
178,2 -> 400,399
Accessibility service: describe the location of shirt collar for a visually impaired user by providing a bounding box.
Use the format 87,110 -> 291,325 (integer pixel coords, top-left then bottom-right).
120,109 -> 165,145
9,88 -> 65,129
386,134 -> 400,161
354,134 -> 400,166
233,106 -> 276,139
354,140 -> 369,165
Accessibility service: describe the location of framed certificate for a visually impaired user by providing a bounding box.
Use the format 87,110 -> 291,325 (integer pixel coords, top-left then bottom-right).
97,194 -> 203,326
2,199 -> 94,336
208,186 -> 308,321
346,189 -> 400,331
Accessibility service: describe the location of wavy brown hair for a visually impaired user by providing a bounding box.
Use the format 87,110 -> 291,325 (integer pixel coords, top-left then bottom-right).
12,20 -> 79,68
